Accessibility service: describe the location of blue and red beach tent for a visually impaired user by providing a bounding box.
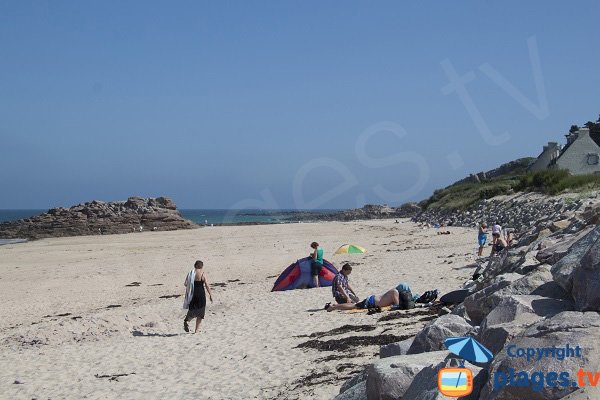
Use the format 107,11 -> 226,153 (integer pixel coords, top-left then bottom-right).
271,257 -> 338,291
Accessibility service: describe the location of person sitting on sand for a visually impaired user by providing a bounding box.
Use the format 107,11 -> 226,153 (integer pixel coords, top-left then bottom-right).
332,264 -> 359,304
183,260 -> 213,333
310,242 -> 324,288
477,222 -> 488,257
504,227 -> 515,246
490,232 -> 508,256
325,288 -> 407,312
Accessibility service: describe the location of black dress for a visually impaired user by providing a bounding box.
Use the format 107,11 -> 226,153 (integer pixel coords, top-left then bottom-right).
186,276 -> 207,319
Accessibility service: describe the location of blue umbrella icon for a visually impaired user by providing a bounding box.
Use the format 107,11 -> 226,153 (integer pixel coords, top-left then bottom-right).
444,337 -> 493,389
444,336 -> 493,363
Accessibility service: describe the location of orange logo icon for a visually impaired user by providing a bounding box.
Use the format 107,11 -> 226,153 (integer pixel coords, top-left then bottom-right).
438,367 -> 473,397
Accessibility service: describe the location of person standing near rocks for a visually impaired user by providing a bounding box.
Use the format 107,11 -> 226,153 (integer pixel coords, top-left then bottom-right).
310,242 -> 324,288
183,260 -> 213,334
477,222 -> 488,257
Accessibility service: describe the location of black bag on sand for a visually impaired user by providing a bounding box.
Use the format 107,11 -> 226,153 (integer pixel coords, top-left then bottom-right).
416,289 -> 439,304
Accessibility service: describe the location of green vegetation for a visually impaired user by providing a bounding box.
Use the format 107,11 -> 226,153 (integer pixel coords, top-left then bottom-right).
421,163 -> 600,211
421,178 -> 520,210
420,158 -> 533,210
515,169 -> 600,195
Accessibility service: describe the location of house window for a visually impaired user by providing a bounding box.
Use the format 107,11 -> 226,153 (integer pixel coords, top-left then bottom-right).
588,153 -> 600,165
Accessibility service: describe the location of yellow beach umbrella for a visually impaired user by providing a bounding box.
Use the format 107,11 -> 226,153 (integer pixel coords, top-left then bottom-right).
335,244 -> 367,255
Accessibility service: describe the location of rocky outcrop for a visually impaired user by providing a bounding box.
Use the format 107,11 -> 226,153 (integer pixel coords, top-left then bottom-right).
479,311 -> 600,400
0,196 -> 197,239
552,225 -> 600,296
282,203 -> 422,222
413,191 -> 600,234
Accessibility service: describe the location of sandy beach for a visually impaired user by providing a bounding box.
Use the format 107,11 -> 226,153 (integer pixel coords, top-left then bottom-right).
0,220 -> 477,399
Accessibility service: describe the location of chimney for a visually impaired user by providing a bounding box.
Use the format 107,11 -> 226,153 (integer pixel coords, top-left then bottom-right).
578,127 -> 590,137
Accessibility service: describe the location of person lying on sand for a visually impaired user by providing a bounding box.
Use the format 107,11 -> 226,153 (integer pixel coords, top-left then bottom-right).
183,260 -> 213,334
325,288 -> 409,312
331,263 -> 359,304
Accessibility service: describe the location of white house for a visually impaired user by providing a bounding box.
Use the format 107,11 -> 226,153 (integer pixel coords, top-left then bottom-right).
552,127 -> 600,175
529,142 -> 561,172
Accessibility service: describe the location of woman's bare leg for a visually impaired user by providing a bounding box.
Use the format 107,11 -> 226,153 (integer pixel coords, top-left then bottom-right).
194,318 -> 203,333
326,303 -> 357,312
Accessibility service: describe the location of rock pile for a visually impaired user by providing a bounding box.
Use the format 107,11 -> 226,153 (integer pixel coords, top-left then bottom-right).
285,203 -> 422,222
0,197 -> 197,240
413,191 -> 600,234
337,193 -> 600,400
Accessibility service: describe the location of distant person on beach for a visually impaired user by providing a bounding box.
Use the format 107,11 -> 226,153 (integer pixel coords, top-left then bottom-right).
504,227 -> 515,246
183,260 -> 213,333
332,264 -> 359,304
310,242 -> 324,288
325,288 -> 411,311
492,223 -> 502,238
477,223 -> 488,257
491,232 -> 508,256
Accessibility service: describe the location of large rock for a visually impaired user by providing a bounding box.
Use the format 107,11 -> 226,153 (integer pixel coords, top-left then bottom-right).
535,227 -> 594,265
407,315 -> 472,355
572,232 -> 600,311
464,279 -> 514,325
0,196 -> 197,239
366,351 -> 449,400
552,225 -> 600,294
481,295 -> 573,329
402,358 -> 488,400
477,294 -> 574,355
380,337 -> 414,358
480,311 -> 600,400
334,381 -> 366,400
339,369 -> 368,395
465,266 -> 568,325
550,219 -> 571,232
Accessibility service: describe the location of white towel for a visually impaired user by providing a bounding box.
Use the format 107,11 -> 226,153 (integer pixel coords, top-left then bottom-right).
183,269 -> 196,309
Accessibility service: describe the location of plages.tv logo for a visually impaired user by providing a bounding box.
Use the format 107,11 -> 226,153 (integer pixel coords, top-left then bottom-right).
438,337 -> 493,397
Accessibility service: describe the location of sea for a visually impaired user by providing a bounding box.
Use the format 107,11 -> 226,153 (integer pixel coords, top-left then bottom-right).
0,209 -> 338,225
0,209 -> 338,244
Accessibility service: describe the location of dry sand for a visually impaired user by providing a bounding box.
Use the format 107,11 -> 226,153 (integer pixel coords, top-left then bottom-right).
0,220 -> 478,399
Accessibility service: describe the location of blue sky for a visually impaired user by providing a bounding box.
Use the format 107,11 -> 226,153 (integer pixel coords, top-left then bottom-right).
1,1 -> 599,209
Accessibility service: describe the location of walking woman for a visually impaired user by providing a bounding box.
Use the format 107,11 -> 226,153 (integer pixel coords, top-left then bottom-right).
183,260 -> 213,333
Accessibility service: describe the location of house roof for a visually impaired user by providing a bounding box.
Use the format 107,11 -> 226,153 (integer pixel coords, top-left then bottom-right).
550,131 -> 600,166
592,132 -> 600,147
